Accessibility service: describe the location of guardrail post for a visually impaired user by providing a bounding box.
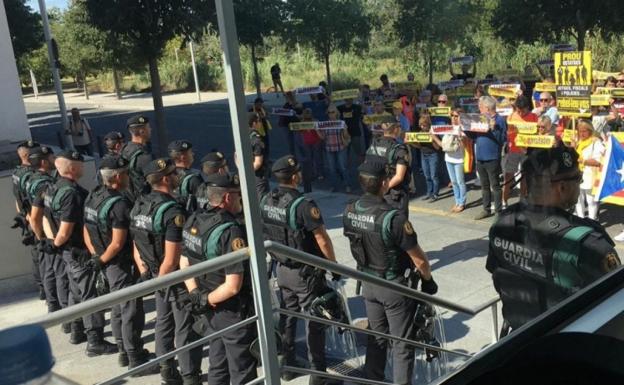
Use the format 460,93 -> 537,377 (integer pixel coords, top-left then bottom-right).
491,302 -> 499,344
215,2 -> 280,384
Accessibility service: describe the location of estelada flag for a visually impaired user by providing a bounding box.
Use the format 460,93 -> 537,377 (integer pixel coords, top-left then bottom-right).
596,133 -> 624,205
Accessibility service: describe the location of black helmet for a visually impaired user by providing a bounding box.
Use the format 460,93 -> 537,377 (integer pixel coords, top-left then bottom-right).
249,329 -> 283,361
413,301 -> 440,362
309,288 -> 349,333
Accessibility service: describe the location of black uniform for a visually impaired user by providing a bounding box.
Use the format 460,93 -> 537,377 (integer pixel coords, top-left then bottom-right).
487,202 -> 621,330
84,182 -> 146,359
175,167 -> 203,210
130,186 -> 202,380
343,193 -> 420,384
120,141 -> 152,201
260,184 -> 329,373
365,136 -> 411,214
250,129 -> 270,197
182,205 -> 257,385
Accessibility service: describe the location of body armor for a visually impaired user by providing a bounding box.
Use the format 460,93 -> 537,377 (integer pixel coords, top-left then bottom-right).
84,185 -> 130,261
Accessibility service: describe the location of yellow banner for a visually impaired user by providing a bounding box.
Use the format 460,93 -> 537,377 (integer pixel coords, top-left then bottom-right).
562,129 -> 577,142
611,88 -> 624,98
508,121 -> 538,134
331,89 -> 360,100
428,107 -> 450,117
593,70 -> 619,80
534,82 -> 556,92
363,114 -> 395,125
404,132 -> 432,143
488,84 -> 520,98
515,134 -> 555,148
554,50 -> 592,115
591,94 -> 611,106
594,87 -> 611,95
289,122 -> 316,131
559,110 -> 592,118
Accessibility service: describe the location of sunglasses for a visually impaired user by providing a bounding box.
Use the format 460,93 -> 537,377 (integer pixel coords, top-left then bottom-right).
537,125 -> 546,128
451,114 -> 460,118
438,100 -> 448,104
551,173 -> 582,183
540,99 -> 551,102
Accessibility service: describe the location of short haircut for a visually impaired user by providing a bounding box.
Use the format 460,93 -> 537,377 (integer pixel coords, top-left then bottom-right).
538,115 -> 552,126
54,157 -> 71,175
100,169 -> 123,186
274,172 -> 294,184
479,96 -> 497,112
206,186 -> 227,206
514,95 -> 531,110
146,173 -> 164,187
358,173 -> 384,194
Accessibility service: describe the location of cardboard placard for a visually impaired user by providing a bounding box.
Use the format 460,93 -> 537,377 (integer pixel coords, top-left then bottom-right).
562,129 -> 577,142
450,56 -> 474,64
332,89 -> 360,100
271,108 -> 296,116
508,121 -> 538,134
551,43 -> 575,52
392,81 -> 420,92
593,70 -> 620,80
288,120 -> 346,131
515,134 -> 556,148
428,107 -> 451,117
460,113 -> 490,133
534,82 -> 556,92
289,122 -> 316,131
431,125 -> 455,135
295,86 -> 325,95
611,88 -> 624,98
404,132 -> 432,143
439,80 -> 465,90
554,50 -> 592,116
591,94 -> 611,106
488,83 -> 520,98
363,114 -> 395,125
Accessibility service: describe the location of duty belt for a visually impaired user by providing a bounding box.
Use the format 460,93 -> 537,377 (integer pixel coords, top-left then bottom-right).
278,260 -> 304,269
361,266 -> 399,281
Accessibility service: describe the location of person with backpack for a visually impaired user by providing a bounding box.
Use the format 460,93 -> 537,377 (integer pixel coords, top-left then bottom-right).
120,115 -> 153,201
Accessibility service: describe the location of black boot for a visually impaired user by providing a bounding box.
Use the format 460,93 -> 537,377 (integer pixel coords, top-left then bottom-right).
182,373 -> 202,385
85,330 -> 118,357
128,350 -> 160,377
160,363 -> 183,385
61,323 -> 71,334
69,321 -> 86,344
116,340 -> 128,367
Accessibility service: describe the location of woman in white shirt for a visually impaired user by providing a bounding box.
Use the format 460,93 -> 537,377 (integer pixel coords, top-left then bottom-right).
572,120 -> 605,220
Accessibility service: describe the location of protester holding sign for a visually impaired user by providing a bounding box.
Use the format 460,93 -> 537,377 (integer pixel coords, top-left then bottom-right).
292,108 -> 323,192
413,115 -> 441,201
532,92 -> 559,125
316,105 -> 352,193
338,98 -> 364,166
572,120 -> 605,220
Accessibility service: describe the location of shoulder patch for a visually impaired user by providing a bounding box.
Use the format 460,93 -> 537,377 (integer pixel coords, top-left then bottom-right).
174,214 -> 185,227
403,221 -> 414,235
601,252 -> 621,272
231,237 -> 246,251
310,206 -> 321,220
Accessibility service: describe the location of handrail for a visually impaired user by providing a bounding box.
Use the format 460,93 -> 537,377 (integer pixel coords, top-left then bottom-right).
282,366 -> 397,385
265,241 -> 500,316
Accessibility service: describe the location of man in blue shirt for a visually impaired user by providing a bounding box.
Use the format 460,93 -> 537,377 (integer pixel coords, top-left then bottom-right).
465,96 -> 507,219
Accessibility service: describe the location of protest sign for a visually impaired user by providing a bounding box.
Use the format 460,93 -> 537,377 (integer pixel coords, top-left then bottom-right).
460,113 -> 490,133
593,70 -> 619,80
515,134 -> 556,148
551,43 -> 575,52
428,107 -> 451,117
363,114 -> 395,125
554,50 -> 592,117
591,94 -> 611,106
508,121 -> 538,134
439,80 -> 464,90
450,56 -> 474,64
611,88 -> 624,98
271,108 -> 296,116
534,82 -> 556,92
404,132 -> 432,143
392,81 -> 420,93
431,125 -> 455,135
488,83 -> 520,98
295,86 -> 325,95
331,89 -> 360,100
289,120 -> 346,131
562,129 -> 577,143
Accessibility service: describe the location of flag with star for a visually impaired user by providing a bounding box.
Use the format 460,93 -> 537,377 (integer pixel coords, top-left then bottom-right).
596,133 -> 624,205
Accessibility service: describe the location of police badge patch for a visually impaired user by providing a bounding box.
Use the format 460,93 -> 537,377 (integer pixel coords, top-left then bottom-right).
157,159 -> 167,170
231,238 -> 246,251
404,221 -> 414,235
174,214 -> 185,227
601,252 -> 621,272
310,207 -> 321,219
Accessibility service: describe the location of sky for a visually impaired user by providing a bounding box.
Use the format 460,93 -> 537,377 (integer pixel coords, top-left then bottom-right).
27,0 -> 68,12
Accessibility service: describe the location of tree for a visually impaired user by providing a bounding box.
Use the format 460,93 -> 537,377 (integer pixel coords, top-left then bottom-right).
394,0 -> 480,85
492,0 -> 624,51
84,0 -> 215,155
284,0 -> 372,91
234,0 -> 284,97
5,0 -> 44,60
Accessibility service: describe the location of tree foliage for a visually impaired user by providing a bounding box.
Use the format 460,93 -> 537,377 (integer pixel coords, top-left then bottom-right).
5,0 -> 44,60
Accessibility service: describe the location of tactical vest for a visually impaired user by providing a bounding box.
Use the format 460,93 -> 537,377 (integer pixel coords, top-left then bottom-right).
259,189 -> 309,265
25,172 -> 55,208
12,166 -> 35,214
84,186 -> 126,256
488,204 -> 595,329
42,180 -> 79,237
343,199 -> 403,279
177,169 -> 201,199
182,210 -> 237,265
129,193 -> 181,276
365,137 -> 400,169
121,143 -> 149,200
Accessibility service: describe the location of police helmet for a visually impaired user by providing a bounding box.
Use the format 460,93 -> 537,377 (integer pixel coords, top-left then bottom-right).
309,287 -> 349,333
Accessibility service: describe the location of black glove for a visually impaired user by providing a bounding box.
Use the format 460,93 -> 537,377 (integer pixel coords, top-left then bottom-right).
331,272 -> 342,281
86,255 -> 105,272
41,239 -> 59,254
188,288 -> 209,313
421,277 -> 438,295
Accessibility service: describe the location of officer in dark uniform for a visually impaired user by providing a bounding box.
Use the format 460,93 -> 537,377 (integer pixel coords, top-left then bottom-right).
83,156 -> 157,374
26,145 -> 56,310
103,131 -> 125,157
120,115 -> 153,200
343,160 -> 437,385
168,140 -> 203,211
130,158 -> 202,385
260,155 -> 339,383
487,145 -> 621,333
41,150 -> 118,355
11,140 -> 42,297
250,119 -> 270,197
365,122 -> 411,215
181,173 -> 258,385
196,151 -> 229,209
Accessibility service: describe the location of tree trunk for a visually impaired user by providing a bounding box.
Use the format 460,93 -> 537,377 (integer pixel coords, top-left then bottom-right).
251,43 -> 261,97
324,53 -> 332,93
82,70 -> 89,100
575,9 -> 586,51
576,28 -> 585,51
112,65 -> 122,100
148,56 -> 168,156
428,49 -> 433,86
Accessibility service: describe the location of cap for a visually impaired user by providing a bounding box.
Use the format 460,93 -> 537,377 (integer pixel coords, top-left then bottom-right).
204,173 -> 240,190
523,145 -> 579,178
168,140 -> 193,153
143,157 -> 176,177
27,145 -> 53,161
57,149 -> 84,162
100,155 -> 129,170
201,151 -> 226,168
0,325 -> 54,384
392,101 -> 403,109
126,114 -> 149,128
103,131 -> 124,142
254,97 -> 264,104
358,161 -> 389,178
271,155 -> 300,176
17,140 -> 39,150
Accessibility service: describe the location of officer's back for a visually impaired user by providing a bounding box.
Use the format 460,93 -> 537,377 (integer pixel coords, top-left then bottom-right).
120,115 -> 153,200
487,145 -> 621,331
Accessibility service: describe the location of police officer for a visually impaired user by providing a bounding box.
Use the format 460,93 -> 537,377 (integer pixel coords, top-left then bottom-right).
196,151 -> 229,209
83,156 -> 157,374
26,145 -> 56,310
11,141 -> 42,297
365,122 -> 411,215
103,131 -> 125,157
260,155 -> 339,383
168,140 -> 203,211
130,158 -> 202,385
181,173 -> 257,385
41,150 -> 118,355
250,116 -> 270,197
120,115 -> 153,200
487,145 -> 621,333
343,160 -> 437,385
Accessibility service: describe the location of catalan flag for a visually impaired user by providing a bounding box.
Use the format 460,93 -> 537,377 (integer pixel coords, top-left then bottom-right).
596,133 -> 624,205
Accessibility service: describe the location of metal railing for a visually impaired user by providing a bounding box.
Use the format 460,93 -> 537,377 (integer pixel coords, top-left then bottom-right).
17,240 -> 500,385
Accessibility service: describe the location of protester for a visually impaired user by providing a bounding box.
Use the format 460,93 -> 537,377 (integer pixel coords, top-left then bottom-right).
249,97 -> 272,157
317,105 -> 352,193
270,63 -> 284,93
293,108 -> 323,192
414,114 -> 441,201
66,108 -> 93,156
338,98 -> 364,166
572,120 -> 604,221
532,92 -> 559,125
